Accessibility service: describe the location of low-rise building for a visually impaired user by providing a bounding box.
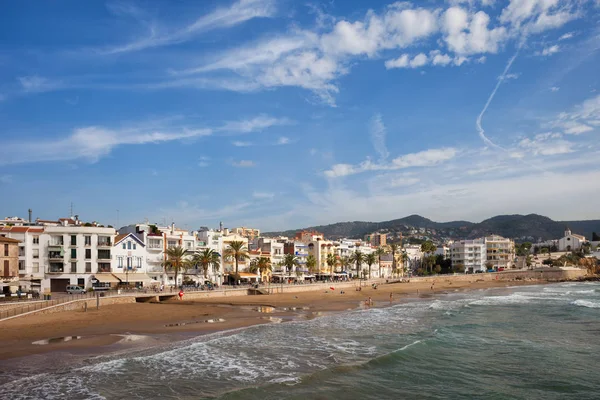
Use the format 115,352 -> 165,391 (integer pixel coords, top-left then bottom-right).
558,228 -> 587,252
1,236 -> 21,291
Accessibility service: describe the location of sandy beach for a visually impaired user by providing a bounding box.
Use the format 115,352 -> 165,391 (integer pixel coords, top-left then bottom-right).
0,277 -> 550,362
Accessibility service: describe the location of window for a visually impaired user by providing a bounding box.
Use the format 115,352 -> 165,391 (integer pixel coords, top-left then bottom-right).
148,239 -> 161,249
126,257 -> 132,270
137,257 -> 142,268
19,247 -> 25,256
51,236 -> 64,246
118,256 -> 123,268
133,243 -> 136,250
3,244 -> 8,257
71,262 -> 77,273
85,262 -> 92,273
33,236 -> 39,245
19,260 -> 25,270
85,249 -> 91,259
77,278 -> 85,286
32,262 -> 39,273
84,236 -> 91,246
33,248 -> 39,259
71,248 -> 77,259
122,243 -> 126,249
168,240 -> 177,247
97,250 -> 111,260
71,235 -> 77,246
127,241 -> 131,250
3,260 -> 8,277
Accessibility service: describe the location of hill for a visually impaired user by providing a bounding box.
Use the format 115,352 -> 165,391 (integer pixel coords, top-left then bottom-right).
264,214 -> 600,243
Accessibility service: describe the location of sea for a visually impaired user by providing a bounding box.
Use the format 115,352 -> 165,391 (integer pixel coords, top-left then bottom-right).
1,281 -> 599,400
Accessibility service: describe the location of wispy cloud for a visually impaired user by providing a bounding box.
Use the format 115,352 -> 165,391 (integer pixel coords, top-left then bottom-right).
99,0 -> 277,55
198,156 -> 210,167
550,86 -> 560,92
0,114 -> 289,165
554,93 -> 600,135
0,175 -> 13,184
324,148 -> 457,178
252,191 -> 275,199
232,141 -> 252,147
18,76 -> 63,93
276,136 -> 290,145
230,159 -> 256,167
559,32 -> 576,41
536,44 -> 560,56
369,114 -> 389,161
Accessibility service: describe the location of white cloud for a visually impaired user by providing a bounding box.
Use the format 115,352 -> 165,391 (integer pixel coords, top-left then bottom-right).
198,156 -> 210,167
276,136 -> 290,145
18,76 -> 63,93
559,31 -> 575,40
501,72 -> 520,80
550,86 -> 560,92
231,159 -> 256,167
519,133 -> 574,155
0,114 -> 289,165
385,52 -> 428,69
232,141 -> 252,147
536,44 -> 560,56
0,125 -> 211,165
500,0 -> 579,33
369,114 -> 389,161
252,191 -> 275,199
100,0 -> 277,55
441,8 -> 507,55
219,115 -> 292,133
431,50 -> 453,66
555,94 -> 600,135
324,147 -> 457,178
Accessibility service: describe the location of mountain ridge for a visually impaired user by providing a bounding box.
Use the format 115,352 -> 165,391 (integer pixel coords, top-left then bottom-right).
264,214 -> 600,243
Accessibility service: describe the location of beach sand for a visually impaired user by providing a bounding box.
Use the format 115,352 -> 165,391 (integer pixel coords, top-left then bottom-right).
0,278 -> 543,361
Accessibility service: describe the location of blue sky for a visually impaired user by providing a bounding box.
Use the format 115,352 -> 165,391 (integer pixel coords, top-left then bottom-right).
1,0 -> 599,231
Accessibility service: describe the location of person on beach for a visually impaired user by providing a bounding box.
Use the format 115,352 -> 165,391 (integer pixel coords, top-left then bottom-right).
178,289 -> 184,301
389,292 -> 393,303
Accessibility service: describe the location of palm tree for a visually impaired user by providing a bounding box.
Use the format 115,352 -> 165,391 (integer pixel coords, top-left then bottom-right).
281,253 -> 300,276
400,250 -> 409,276
223,240 -> 249,277
420,241 -> 436,273
164,245 -> 187,287
365,252 -> 377,280
326,253 -> 337,280
339,256 -> 350,275
389,243 -> 400,277
249,257 -> 272,281
349,250 -> 365,280
190,248 -> 221,280
306,254 -> 317,274
374,247 -> 386,278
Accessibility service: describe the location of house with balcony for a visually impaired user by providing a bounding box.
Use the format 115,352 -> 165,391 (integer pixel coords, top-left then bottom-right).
1,236 -> 21,292
112,233 -> 153,287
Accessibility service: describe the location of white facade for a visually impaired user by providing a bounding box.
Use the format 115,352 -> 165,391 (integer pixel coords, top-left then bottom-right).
484,235 -> 515,269
113,233 -> 151,286
450,240 -> 486,273
558,229 -> 586,252
1,224 -> 116,292
435,245 -> 450,259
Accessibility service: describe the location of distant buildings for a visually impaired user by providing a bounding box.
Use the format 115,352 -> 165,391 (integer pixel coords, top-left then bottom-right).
364,233 -> 387,247
558,228 -> 586,252
1,236 -> 20,286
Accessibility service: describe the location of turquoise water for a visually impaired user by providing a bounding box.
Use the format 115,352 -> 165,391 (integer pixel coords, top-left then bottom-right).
1,282 -> 599,399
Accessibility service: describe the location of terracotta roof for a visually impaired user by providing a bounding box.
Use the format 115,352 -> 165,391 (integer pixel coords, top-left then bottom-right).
114,232 -> 146,246
115,234 -> 128,244
0,236 -> 21,243
0,226 -> 44,233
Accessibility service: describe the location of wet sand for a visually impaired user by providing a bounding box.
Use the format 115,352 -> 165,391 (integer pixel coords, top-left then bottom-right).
0,278 -> 544,361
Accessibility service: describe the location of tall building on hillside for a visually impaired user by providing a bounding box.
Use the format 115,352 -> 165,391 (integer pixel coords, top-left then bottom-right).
365,233 -> 387,247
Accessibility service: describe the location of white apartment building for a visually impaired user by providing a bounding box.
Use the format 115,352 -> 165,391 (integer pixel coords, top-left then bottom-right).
1,221 -> 116,292
450,240 -> 486,273
484,235 -> 515,270
435,245 -> 451,259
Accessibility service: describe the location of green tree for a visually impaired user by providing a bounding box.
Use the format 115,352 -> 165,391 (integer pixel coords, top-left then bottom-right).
374,247 -> 386,278
249,256 -> 271,280
400,251 -> 409,277
453,263 -> 465,273
420,241 -> 436,272
339,256 -> 351,274
281,253 -> 300,275
224,241 -> 249,278
434,264 -> 442,274
326,253 -> 337,279
190,248 -> 221,279
305,254 -> 317,274
365,252 -> 377,280
349,250 -> 365,280
389,243 -> 400,277
164,245 -> 188,286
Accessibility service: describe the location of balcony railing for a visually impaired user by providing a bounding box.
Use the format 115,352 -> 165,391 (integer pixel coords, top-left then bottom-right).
48,252 -> 64,261
48,265 -> 64,273
97,240 -> 112,247
97,267 -> 112,273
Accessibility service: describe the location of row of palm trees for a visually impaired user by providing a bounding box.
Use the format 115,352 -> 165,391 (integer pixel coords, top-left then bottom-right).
162,240 -> 413,285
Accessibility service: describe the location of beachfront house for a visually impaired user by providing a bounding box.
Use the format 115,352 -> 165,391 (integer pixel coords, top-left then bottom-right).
558,228 -> 587,252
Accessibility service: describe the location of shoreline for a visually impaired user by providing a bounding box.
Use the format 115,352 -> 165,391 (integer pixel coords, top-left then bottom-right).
0,277 -> 561,363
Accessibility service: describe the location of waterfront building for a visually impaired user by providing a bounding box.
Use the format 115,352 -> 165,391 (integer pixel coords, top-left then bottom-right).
112,233 -> 152,287
0,236 -> 21,291
484,235 -> 515,270
558,228 -> 587,252
450,240 -> 486,273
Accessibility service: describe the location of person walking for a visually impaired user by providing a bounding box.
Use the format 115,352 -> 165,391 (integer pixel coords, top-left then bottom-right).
178,289 -> 184,301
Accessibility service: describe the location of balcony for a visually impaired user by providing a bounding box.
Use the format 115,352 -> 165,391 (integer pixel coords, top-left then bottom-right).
48,264 -> 65,273
97,265 -> 112,273
97,239 -> 112,248
147,245 -> 163,252
48,251 -> 64,261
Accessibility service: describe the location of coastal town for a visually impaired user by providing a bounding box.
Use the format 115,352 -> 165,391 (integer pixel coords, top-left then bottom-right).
1,212 -> 598,296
